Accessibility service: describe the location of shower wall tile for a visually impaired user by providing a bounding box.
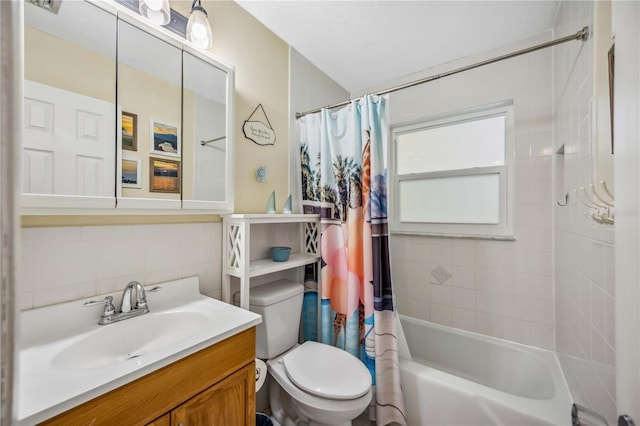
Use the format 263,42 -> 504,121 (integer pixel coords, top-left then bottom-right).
407,279 -> 429,301
429,303 -> 453,327
407,299 -> 430,321
429,284 -> 452,305
553,1 -> 615,424
451,245 -> 476,268
388,31 -> 556,353
450,266 -> 475,289
530,323 -> 554,350
451,287 -> 475,311
19,222 -> 223,310
452,308 -> 475,332
502,317 -> 532,345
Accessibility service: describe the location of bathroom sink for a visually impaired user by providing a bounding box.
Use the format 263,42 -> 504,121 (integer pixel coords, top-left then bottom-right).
18,276 -> 262,426
52,311 -> 209,369
51,312 -> 208,369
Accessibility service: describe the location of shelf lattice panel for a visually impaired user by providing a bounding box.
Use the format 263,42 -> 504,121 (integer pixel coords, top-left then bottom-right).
226,223 -> 242,270
305,222 -> 319,255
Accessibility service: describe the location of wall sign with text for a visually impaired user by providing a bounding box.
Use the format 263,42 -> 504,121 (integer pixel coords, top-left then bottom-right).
243,104 -> 276,146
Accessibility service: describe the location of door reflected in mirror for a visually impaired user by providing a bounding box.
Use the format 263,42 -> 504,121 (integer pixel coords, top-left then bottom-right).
23,1 -> 116,197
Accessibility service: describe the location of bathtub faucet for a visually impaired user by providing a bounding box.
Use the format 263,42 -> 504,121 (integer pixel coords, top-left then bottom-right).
572,403 -> 609,426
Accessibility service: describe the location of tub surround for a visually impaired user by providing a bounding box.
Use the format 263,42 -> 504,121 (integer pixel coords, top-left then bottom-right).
552,1 -> 616,423
17,276 -> 261,425
387,31 -> 555,348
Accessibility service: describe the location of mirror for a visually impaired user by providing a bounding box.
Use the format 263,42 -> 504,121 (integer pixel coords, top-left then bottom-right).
181,50 -> 230,208
593,1 -> 614,190
23,1 -> 117,209
22,1 -> 234,213
116,18 -> 182,209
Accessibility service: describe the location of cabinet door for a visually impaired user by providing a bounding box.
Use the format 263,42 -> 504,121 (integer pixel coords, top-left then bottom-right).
23,0 -> 117,210
146,413 -> 170,426
171,363 -> 255,426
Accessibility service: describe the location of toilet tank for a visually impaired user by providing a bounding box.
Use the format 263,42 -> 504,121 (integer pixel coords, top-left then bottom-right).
239,279 -> 304,359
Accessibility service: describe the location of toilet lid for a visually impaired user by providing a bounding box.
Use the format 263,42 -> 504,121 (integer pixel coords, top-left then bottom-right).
281,341 -> 371,400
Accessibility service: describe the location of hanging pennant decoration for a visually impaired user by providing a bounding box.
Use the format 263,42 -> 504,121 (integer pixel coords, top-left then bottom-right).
243,103 -> 276,146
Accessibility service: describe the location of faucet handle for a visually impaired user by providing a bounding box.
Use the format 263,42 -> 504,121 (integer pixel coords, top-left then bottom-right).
136,286 -> 148,310
84,295 -> 114,308
137,286 -> 160,310
101,296 -> 116,316
84,296 -> 117,324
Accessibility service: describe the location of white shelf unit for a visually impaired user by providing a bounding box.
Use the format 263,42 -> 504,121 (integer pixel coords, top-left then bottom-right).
222,214 -> 320,309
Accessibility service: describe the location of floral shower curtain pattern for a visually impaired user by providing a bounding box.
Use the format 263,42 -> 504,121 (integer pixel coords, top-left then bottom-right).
298,95 -> 406,425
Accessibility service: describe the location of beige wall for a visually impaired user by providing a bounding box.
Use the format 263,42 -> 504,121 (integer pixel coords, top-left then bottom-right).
173,0 -> 290,214
24,26 -> 115,103
119,63 -> 183,200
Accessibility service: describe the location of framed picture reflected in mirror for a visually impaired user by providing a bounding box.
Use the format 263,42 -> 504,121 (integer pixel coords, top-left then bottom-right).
150,157 -> 180,193
150,120 -> 180,158
122,158 -> 142,188
122,111 -> 137,152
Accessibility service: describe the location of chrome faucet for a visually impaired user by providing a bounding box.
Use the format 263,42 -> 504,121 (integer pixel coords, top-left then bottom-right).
84,281 -> 155,325
120,280 -> 148,314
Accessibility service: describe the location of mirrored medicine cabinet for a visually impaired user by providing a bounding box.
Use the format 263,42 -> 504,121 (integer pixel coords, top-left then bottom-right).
22,0 -> 234,214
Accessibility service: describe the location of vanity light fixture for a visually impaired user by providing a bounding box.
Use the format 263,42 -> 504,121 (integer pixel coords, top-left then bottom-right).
27,0 -> 62,14
138,0 -> 171,26
186,0 -> 213,49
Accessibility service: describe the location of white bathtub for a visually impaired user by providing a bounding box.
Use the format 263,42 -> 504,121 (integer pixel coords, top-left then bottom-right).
398,315 -> 572,426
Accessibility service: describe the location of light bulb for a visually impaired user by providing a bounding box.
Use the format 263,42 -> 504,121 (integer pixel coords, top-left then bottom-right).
139,0 -> 170,26
146,0 -> 163,11
192,22 -> 207,39
187,4 -> 213,49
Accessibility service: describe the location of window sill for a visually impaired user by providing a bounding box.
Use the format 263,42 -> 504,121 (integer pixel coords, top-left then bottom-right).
390,229 -> 516,241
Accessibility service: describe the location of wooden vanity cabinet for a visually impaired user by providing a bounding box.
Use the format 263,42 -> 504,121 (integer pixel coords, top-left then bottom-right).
170,363 -> 254,425
147,414 -> 170,426
41,327 -> 256,426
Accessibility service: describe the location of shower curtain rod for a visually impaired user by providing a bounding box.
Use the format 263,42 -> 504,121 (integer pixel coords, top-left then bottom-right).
295,26 -> 589,119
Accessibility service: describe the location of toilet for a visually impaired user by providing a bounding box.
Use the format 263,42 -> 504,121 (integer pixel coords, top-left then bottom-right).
245,279 -> 372,426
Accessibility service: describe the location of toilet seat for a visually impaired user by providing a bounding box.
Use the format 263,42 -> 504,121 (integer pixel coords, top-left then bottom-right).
282,341 -> 371,400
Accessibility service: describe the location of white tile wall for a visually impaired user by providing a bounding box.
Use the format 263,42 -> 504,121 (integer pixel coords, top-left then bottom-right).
18,222 -> 222,310
388,32 -> 555,350
553,1 -> 616,423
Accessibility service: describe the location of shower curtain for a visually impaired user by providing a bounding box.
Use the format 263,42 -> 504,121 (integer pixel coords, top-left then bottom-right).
298,95 -> 406,426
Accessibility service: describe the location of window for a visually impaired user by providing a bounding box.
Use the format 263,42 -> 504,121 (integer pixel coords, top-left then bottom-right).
390,103 -> 514,239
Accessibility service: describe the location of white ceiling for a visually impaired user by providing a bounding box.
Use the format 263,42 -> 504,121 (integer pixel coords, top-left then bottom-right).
235,1 -> 561,94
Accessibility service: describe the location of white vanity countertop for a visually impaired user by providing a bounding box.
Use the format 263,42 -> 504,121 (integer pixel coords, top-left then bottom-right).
16,277 -> 261,425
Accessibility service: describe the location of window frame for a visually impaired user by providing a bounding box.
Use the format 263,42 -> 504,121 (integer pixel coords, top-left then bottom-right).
389,103 -> 515,239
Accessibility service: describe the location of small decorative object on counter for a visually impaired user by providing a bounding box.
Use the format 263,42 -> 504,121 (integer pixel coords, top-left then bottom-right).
256,165 -> 268,182
271,246 -> 291,262
265,191 -> 276,214
282,194 -> 292,214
